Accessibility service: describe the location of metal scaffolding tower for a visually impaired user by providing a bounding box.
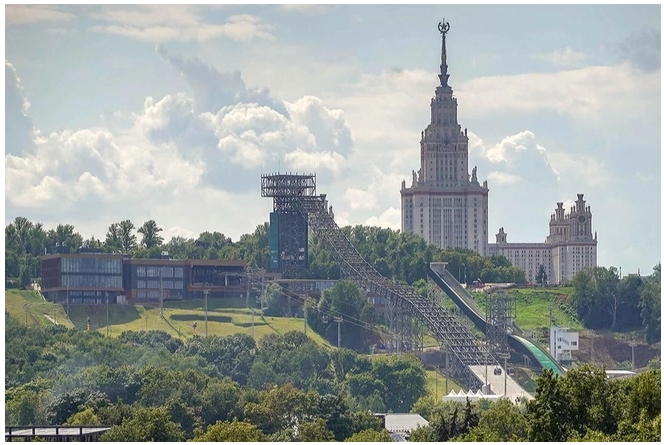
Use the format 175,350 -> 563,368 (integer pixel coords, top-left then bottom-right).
262,173 -> 316,278
261,172 -> 499,390
485,292 -> 516,355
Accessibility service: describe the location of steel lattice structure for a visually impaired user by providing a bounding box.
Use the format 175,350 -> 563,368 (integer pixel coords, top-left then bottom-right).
261,173 -> 499,390
485,292 -> 516,355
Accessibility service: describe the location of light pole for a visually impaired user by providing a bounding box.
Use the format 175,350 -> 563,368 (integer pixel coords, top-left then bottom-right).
628,341 -> 637,370
462,263 -> 466,285
204,289 -> 209,338
159,267 -> 164,318
334,316 -> 343,348
106,293 -> 110,337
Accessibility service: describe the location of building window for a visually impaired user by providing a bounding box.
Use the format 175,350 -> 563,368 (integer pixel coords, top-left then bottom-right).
137,267 -> 146,277
137,280 -> 146,289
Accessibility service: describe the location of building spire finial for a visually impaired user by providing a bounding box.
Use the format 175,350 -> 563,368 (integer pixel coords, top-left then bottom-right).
437,19 -> 451,86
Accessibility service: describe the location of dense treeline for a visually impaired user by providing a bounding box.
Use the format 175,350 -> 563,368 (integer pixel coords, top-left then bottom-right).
408,365 -> 660,442
4,312 -> 426,441
5,311 -> 660,442
5,216 -> 526,288
569,264 -> 661,343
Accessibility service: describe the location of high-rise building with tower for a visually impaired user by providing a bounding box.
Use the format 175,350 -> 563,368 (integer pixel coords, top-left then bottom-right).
400,20 -> 490,255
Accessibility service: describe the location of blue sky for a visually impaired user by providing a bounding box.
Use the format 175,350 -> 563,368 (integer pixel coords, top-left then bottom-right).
4,4 -> 661,275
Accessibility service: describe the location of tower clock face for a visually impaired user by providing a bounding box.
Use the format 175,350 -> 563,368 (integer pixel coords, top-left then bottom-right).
443,137 -> 450,146
578,215 -> 586,223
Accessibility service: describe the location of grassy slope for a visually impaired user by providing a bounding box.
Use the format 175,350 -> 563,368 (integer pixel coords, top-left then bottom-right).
5,289 -> 74,328
6,289 -> 329,345
468,287 -> 581,331
425,369 -> 463,399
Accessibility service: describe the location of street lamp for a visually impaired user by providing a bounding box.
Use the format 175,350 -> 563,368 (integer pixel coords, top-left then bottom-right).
628,341 -> 637,370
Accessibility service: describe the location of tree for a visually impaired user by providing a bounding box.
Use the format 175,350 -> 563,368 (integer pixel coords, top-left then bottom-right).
65,408 -> 100,426
104,223 -> 122,251
118,219 -> 137,253
639,264 -> 661,343
369,354 -> 427,413
525,369 -> 571,441
193,419 -> 266,442
261,282 -> 284,316
200,379 -> 242,426
344,428 -> 394,442
409,425 -> 437,442
316,280 -> 377,351
298,418 -> 335,442
138,220 -> 164,249
100,407 -> 185,442
535,264 -> 548,287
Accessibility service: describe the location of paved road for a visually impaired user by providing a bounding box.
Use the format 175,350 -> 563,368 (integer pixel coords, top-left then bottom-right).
468,365 -> 533,402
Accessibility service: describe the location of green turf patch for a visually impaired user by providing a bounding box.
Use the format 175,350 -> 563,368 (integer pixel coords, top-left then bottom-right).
170,313 -> 233,323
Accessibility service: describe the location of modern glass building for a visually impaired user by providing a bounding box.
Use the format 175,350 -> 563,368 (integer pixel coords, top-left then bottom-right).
41,253 -> 124,304
40,252 -> 249,305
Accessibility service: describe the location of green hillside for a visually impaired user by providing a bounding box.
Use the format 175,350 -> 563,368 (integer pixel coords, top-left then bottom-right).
5,290 -> 329,345
468,287 -> 582,331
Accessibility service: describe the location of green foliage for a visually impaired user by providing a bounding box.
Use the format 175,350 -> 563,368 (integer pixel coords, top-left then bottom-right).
65,407 -> 100,426
261,282 -> 285,316
345,428 -> 394,442
368,354 -> 427,412
193,419 -> 267,442
298,418 -> 335,441
409,424 -> 437,442
569,265 -> 660,334
175,333 -> 256,385
100,406 -> 185,442
535,263 -> 548,287
117,330 -> 183,353
310,280 -> 377,351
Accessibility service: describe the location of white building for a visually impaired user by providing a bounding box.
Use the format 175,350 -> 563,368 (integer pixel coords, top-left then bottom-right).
400,21 -> 490,255
488,194 -> 598,285
400,22 -> 597,282
549,326 -> 579,363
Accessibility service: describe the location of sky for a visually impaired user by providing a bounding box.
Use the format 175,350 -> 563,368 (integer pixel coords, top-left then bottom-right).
4,4 -> 662,275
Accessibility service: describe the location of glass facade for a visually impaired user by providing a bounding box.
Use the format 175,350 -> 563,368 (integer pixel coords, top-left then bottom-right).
60,256 -> 123,290
62,275 -> 123,288
62,257 -> 122,274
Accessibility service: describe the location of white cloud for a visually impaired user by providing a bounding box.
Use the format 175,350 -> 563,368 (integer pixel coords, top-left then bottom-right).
278,5 -> 328,14
344,188 -> 378,211
364,207 -> 401,231
545,151 -> 612,187
90,6 -> 275,43
6,5 -> 75,25
487,171 -> 521,185
456,62 -> 660,128
533,46 -> 586,67
5,60 -> 35,155
636,172 -> 654,183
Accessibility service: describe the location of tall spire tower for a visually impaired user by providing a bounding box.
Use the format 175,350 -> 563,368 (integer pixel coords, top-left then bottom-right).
400,21 -> 490,256
438,19 -> 450,87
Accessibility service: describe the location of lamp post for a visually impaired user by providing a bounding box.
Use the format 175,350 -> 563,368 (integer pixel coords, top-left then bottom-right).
204,289 -> 209,338
628,341 -> 637,370
462,263 -> 466,285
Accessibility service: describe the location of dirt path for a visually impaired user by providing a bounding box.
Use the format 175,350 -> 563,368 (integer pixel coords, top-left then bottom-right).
44,315 -> 59,325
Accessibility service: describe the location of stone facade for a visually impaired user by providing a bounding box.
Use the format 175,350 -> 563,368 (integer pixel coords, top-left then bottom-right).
400,22 -> 489,255
488,194 -> 598,285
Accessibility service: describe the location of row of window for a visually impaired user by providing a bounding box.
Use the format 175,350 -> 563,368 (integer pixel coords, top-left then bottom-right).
62,275 -> 123,288
62,258 -> 122,274
136,266 -> 185,278
136,280 -> 184,289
